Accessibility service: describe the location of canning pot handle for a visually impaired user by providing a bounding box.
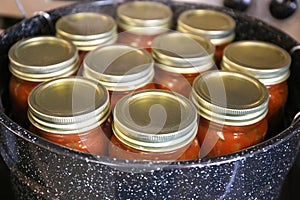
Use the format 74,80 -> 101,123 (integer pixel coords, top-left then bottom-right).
34,11 -> 54,32
291,111 -> 300,126
290,45 -> 300,127
290,44 -> 300,55
15,0 -> 55,29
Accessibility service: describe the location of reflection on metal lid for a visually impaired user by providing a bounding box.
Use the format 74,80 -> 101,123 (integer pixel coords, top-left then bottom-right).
55,12 -> 117,51
113,89 -> 197,152
221,40 -> 291,85
83,44 -> 154,91
117,1 -> 172,35
191,70 -> 269,126
28,76 -> 110,134
177,9 -> 235,45
8,36 -> 79,82
151,32 -> 215,73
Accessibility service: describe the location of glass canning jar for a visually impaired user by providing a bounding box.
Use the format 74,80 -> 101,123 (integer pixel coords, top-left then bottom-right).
221,40 -> 291,137
177,9 -> 236,67
190,70 -> 269,158
109,89 -> 200,161
28,76 -> 112,155
151,32 -> 216,97
116,1 -> 173,51
55,12 -> 117,64
82,44 -> 156,108
8,36 -> 79,128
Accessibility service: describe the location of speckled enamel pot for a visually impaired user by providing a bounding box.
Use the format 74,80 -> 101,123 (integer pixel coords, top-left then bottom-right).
1,1 -> 300,199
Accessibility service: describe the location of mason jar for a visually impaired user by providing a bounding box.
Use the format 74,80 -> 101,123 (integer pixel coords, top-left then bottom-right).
177,9 -> 236,67
151,32 -> 216,97
82,44 -> 156,108
221,40 -> 291,137
28,76 -> 112,155
8,36 -> 79,128
55,12 -> 117,63
109,89 -> 200,161
116,1 -> 173,51
190,70 -> 269,158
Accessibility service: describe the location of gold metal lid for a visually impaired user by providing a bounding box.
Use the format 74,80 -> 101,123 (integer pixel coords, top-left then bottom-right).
113,89 -> 198,152
191,70 -> 269,126
117,1 -> 172,35
28,76 -> 110,134
151,32 -> 216,74
55,12 -> 117,51
9,36 -> 79,82
221,40 -> 291,85
83,44 -> 154,91
177,9 -> 235,45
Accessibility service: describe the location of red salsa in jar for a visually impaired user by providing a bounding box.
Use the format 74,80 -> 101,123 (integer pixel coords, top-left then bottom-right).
8,36 -> 79,128
177,9 -> 236,67
151,32 -> 216,97
55,12 -> 117,64
108,89 -> 200,161
190,71 -> 269,158
221,41 -> 291,137
82,44 -> 155,108
28,77 -> 112,155
116,1 -> 173,51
